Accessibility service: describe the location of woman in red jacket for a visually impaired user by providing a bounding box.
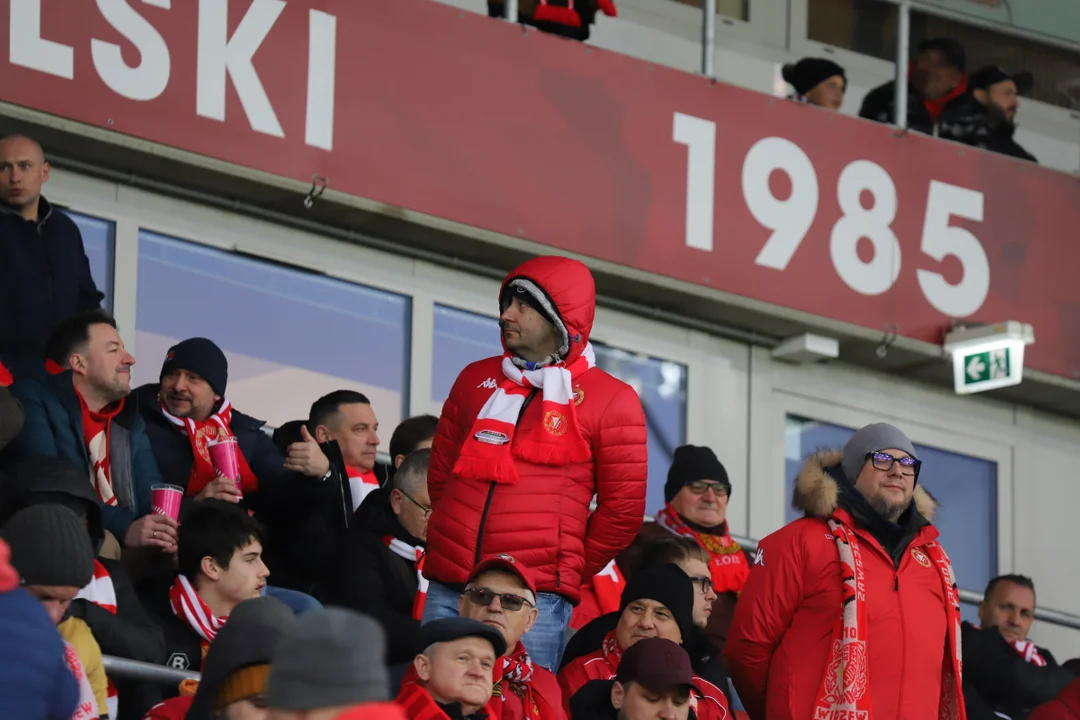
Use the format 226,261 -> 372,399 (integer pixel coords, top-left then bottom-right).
423,256 -> 648,671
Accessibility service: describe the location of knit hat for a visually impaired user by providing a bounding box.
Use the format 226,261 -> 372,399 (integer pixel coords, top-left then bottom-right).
781,57 -> 846,96
664,445 -> 730,503
500,276 -> 570,358
2,505 -> 94,589
969,65 -> 1034,95
619,563 -> 695,642
267,609 -> 390,711
160,337 -> 229,398
841,423 -> 920,484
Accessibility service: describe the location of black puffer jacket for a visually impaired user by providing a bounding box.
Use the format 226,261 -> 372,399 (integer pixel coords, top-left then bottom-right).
979,123 -> 1038,163
859,80 -> 989,147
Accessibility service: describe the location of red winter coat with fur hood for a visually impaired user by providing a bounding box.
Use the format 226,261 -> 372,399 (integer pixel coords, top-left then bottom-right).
424,257 -> 648,602
724,450 -> 956,720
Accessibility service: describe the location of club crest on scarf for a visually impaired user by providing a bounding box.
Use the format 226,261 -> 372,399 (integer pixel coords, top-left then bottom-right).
544,410 -> 567,437
194,424 -> 230,463
823,639 -> 869,708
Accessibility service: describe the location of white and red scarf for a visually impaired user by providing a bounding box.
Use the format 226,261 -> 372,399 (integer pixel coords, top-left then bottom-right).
815,517 -> 965,720
160,399 -> 258,497
656,505 -> 750,595
454,344 -> 595,484
348,465 -> 380,511
491,644 -> 560,720
77,390 -> 124,507
591,559 -> 626,617
169,574 -> 228,666
77,560 -> 120,718
532,0 -> 616,28
972,624 -> 1047,666
383,536 -> 427,620
64,640 -> 99,720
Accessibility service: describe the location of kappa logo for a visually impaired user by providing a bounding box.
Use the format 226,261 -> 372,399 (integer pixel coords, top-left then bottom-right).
167,653 -> 190,670
753,548 -> 765,566
910,548 -> 932,568
544,410 -> 567,436
478,377 -> 499,390
475,429 -> 510,446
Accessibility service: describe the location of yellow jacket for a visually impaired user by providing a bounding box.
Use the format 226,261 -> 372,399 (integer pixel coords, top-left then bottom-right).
59,617 -> 109,719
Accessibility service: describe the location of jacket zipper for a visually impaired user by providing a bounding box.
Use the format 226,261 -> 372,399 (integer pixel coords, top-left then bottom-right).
473,388 -> 539,566
896,565 -> 907,718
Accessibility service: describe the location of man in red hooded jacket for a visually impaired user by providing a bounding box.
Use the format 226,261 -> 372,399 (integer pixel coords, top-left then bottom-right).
423,256 -> 648,672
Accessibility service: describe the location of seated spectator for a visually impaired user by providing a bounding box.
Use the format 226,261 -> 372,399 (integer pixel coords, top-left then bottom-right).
781,58 -> 846,110
859,38 -> 988,147
324,449 -> 431,665
0,537 -> 80,719
557,564 -> 729,719
267,608 -> 405,720
487,0 -> 616,42
964,574 -> 1074,718
0,455 -> 166,719
10,310 -> 173,552
568,638 -> 697,720
397,617 -> 506,720
145,596 -> 296,720
0,360 -> 23,453
145,500 -> 269,676
309,390 -> 383,508
969,66 -> 1038,163
386,414 -> 438,481
1029,677 -> 1080,720
2,504 -> 105,719
0,133 -> 104,372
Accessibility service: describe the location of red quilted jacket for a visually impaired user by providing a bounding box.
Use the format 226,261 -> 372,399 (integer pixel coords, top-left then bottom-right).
425,256 -> 648,603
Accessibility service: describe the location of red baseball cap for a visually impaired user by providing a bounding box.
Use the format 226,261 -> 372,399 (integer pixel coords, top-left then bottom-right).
468,554 -> 538,598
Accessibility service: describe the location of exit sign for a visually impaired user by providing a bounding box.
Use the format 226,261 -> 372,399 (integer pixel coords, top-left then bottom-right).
952,345 -> 1024,394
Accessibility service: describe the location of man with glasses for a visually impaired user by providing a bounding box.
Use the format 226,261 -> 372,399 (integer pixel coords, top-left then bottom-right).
325,449 -> 432,666
726,423 -> 966,720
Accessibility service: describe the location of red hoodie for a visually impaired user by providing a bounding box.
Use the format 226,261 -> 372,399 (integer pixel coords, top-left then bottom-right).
1030,678 -> 1080,720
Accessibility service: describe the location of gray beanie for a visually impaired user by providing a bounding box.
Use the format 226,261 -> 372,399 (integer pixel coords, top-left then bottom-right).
267,608 -> 389,711
841,423 -> 919,483
2,505 -> 94,589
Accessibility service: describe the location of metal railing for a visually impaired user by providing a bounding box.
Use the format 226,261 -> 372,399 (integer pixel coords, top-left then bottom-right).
102,656 -> 199,687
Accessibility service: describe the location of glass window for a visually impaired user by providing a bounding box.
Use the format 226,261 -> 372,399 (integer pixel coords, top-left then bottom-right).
669,0 -> 749,22
430,304 -> 688,514
133,231 -> 410,436
784,415 -> 998,620
68,211 -> 115,311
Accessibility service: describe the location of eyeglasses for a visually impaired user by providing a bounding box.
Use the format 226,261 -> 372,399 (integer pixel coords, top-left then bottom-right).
686,481 -> 729,497
399,490 -> 432,519
868,452 -> 921,477
688,575 -> 714,595
463,587 -> 534,612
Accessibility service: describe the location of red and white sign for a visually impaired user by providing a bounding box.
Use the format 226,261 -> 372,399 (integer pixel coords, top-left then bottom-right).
3,0 -> 1080,378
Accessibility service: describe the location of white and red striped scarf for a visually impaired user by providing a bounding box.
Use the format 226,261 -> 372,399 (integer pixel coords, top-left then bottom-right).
64,641 -> 99,720
453,344 -> 595,484
973,624 -> 1047,666
816,517 -> 965,720
159,398 -> 258,497
76,560 -> 119,718
169,574 -> 228,665
348,465 -> 380,512
384,536 -> 427,620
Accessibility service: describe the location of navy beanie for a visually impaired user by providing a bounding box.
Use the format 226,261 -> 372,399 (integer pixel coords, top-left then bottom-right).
160,337 -> 229,398
664,445 -> 730,503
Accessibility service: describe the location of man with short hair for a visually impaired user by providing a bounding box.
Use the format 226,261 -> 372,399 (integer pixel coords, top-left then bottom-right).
726,423 -> 965,720
397,617 -> 506,720
569,638 -> 696,720
969,66 -> 1038,162
325,449 -> 432,664
11,310 -> 171,551
309,389 -> 383,508
0,133 -> 104,368
387,414 -> 438,480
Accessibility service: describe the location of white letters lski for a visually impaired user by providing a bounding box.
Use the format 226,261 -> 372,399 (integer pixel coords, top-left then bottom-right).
10,0 -> 74,79
92,0 -> 171,101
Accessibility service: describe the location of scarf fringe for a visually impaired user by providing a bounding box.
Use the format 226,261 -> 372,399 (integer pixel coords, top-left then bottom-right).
596,0 -> 617,16
454,456 -> 522,486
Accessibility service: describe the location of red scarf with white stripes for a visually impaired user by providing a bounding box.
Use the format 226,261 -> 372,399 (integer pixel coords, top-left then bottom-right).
383,536 -> 427,620
76,561 -> 119,718
454,345 -> 595,484
591,559 -> 626,616
973,625 -> 1047,666
348,465 -> 380,511
655,506 -> 750,594
64,641 -> 99,720
77,390 -> 124,507
159,399 -> 258,497
169,574 -> 228,666
490,643 -> 560,720
532,0 -> 617,28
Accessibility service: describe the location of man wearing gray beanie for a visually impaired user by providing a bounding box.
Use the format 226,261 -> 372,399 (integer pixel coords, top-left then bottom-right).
726,422 -> 965,720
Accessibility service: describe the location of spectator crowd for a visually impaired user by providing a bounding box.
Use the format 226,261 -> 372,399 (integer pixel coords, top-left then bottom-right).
0,40 -> 1076,719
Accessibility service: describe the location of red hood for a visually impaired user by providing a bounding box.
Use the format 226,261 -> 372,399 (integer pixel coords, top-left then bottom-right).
0,539 -> 19,593
499,256 -> 596,364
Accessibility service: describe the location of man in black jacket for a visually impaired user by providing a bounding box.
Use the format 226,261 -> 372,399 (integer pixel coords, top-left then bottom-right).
0,455 -> 166,720
324,448 -> 430,665
0,134 -> 104,372
969,66 -> 1039,163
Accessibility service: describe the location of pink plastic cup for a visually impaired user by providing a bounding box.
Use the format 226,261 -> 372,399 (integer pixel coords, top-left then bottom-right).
150,484 -> 184,521
208,437 -> 242,493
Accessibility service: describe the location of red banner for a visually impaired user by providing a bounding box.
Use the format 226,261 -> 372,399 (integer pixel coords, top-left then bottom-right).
3,0 -> 1079,378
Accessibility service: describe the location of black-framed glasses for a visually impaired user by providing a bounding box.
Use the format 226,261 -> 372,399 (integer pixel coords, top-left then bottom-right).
686,481 -> 729,497
399,490 -> 432,519
463,587 -> 534,612
868,452 -> 921,477
688,575 -> 714,595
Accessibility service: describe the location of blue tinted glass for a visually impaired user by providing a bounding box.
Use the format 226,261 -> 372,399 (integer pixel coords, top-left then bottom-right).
431,305 -> 501,402
784,416 -> 998,605
68,212 -> 114,310
134,232 -> 410,433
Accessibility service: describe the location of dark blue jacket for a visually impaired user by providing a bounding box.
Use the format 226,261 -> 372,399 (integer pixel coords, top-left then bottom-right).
0,198 -> 103,371
0,587 -> 79,720
8,372 -> 163,540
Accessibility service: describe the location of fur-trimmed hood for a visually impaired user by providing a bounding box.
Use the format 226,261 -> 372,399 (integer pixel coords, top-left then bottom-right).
793,450 -> 936,522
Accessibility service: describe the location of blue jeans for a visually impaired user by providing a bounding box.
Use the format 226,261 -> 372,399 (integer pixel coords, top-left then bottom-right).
421,580 -> 573,671
263,585 -> 323,615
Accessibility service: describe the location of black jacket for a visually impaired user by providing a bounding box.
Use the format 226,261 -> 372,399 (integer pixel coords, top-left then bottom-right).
962,621 -> 1075,719
978,123 -> 1038,163
0,198 -> 103,371
144,577 -> 204,686
859,81 -> 989,147
323,487 -> 425,665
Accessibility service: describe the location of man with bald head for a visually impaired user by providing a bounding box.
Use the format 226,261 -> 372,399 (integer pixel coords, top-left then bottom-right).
0,134 -> 103,371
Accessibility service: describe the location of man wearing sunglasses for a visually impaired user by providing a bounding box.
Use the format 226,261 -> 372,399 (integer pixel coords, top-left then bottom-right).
726,423 -> 965,720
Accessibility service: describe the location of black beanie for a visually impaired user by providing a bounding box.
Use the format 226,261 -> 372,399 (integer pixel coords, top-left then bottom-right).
664,445 -> 730,503
2,505 -> 94,588
619,563 -> 695,642
161,337 -> 229,398
781,57 -> 846,96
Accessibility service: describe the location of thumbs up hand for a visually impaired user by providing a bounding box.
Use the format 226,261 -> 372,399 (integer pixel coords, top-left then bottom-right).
285,424 -> 331,478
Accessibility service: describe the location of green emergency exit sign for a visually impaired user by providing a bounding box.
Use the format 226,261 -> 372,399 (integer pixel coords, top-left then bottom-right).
962,348 -> 1010,386
952,344 -> 1024,394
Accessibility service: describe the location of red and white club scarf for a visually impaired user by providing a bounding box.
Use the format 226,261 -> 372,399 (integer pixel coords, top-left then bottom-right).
815,518 -> 965,720
347,465 -> 380,512
383,536 -> 427,620
159,398 -> 258,497
592,559 -> 626,616
453,344 -> 595,484
76,561 -> 119,718
491,643 -> 558,720
170,574 -> 228,664
656,504 -> 750,595
972,624 -> 1047,667
64,641 -> 100,720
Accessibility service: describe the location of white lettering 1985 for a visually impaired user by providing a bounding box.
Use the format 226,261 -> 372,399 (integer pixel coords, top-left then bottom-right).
673,111 -> 990,318
8,0 -> 337,151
